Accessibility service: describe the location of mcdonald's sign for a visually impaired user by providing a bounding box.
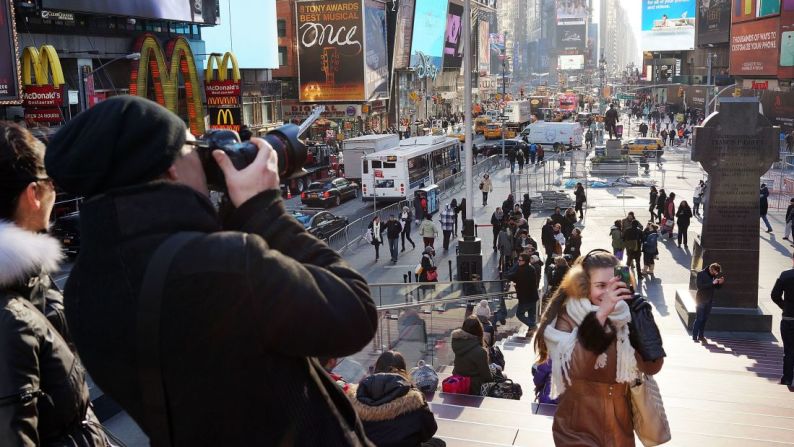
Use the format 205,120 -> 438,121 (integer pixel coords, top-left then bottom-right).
205,51 -> 243,132
130,33 -> 205,135
20,45 -> 65,122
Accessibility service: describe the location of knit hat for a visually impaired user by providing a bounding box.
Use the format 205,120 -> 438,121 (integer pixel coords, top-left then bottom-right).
45,95 -> 187,197
475,300 -> 491,318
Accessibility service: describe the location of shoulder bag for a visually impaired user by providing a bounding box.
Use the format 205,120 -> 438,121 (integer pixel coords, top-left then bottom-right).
630,374 -> 671,446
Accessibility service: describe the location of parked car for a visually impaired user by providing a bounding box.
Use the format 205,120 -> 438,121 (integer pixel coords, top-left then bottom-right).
300,177 -> 359,208
50,211 -> 80,257
622,138 -> 664,158
476,138 -> 527,157
290,210 -> 349,240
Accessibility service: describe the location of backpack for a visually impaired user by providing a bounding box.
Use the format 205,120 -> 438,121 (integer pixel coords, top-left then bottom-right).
410,360 -> 439,393
642,233 -> 658,254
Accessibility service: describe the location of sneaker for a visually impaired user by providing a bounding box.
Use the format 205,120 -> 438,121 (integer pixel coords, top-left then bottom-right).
784,237 -> 790,241
780,377 -> 793,386
767,229 -> 774,233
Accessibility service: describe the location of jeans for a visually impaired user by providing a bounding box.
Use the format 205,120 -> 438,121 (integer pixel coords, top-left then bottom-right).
388,238 -> 399,261
693,200 -> 701,215
627,250 -> 642,277
482,191 -> 489,205
677,224 -> 689,246
442,230 -> 452,250
692,299 -> 713,340
786,221 -> 793,239
401,228 -> 415,250
761,214 -> 773,231
782,320 -> 794,384
516,299 -> 538,329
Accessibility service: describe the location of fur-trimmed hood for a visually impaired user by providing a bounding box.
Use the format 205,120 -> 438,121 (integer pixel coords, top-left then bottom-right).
347,373 -> 427,422
0,220 -> 63,288
451,328 -> 484,357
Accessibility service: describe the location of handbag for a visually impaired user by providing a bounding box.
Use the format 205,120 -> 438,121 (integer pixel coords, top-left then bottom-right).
626,296 -> 666,362
364,229 -> 373,244
630,374 -> 671,446
410,360 -> 439,394
442,375 -> 471,394
481,379 -> 523,400
426,268 -> 438,281
415,264 -> 424,276
479,181 -> 484,190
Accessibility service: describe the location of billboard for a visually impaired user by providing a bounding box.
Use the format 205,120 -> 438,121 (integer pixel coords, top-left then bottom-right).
364,0 -> 388,99
642,0 -> 696,51
392,0 -> 415,70
559,54 -> 584,70
409,0 -> 448,78
781,0 -> 794,78
205,53 -> 242,132
556,0 -> 588,24
759,90 -> 794,132
478,20 -> 490,76
758,0 -> 781,16
296,0 -> 366,102
697,0 -> 731,45
557,24 -> 587,50
41,0 -> 218,23
729,16 -> 780,76
732,0 -> 756,22
0,0 -> 21,104
443,1 -> 464,69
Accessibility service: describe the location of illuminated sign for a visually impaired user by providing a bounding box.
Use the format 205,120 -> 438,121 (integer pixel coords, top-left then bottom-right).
205,51 -> 242,132
130,33 -> 205,135
20,45 -> 65,122
642,0 -> 696,51
412,51 -> 440,80
0,0 -> 22,104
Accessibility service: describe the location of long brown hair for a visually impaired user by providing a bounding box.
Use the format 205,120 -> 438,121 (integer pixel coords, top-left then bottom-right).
534,250 -> 619,363
462,315 -> 486,348
374,350 -> 408,378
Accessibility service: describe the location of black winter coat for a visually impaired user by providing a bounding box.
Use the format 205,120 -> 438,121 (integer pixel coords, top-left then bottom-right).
63,183 -> 377,446
0,222 -> 107,447
676,206 -> 692,227
695,268 -> 721,304
451,329 -> 492,395
506,263 -> 540,303
348,373 -> 437,447
521,194 -> 532,219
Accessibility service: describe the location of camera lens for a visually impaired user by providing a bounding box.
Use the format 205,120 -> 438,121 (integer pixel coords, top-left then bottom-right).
261,123 -> 308,178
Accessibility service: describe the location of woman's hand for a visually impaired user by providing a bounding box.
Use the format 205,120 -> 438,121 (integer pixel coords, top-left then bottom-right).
595,277 -> 631,325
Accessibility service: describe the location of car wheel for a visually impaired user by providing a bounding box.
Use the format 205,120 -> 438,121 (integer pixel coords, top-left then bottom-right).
335,195 -> 341,207
316,232 -> 325,240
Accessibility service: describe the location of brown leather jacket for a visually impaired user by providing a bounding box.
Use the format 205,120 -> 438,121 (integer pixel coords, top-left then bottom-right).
552,308 -> 663,447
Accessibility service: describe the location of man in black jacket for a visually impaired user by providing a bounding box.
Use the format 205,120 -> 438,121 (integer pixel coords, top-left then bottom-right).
541,218 -> 556,266
771,253 -> 794,386
784,198 -> 794,244
385,214 -> 402,263
506,253 -> 540,336
44,97 -> 378,446
693,263 -> 724,342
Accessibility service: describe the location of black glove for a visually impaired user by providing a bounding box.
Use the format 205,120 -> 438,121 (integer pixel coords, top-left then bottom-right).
626,295 -> 666,362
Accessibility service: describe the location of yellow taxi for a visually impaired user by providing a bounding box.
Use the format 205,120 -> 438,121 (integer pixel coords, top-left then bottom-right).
622,138 -> 664,158
483,123 -> 503,140
449,125 -> 468,142
474,116 -> 491,134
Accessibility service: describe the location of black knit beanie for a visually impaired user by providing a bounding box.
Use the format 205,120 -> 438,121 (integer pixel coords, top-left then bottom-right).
45,95 -> 187,197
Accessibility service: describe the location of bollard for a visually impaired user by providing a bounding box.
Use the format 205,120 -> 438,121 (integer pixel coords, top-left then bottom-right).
448,260 -> 453,281
407,271 -> 412,283
403,274 -> 408,284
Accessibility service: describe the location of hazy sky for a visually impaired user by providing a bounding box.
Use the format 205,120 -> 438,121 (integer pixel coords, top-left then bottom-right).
592,0 -> 643,62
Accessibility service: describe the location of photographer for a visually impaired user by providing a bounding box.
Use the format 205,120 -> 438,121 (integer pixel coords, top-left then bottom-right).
44,97 -> 377,445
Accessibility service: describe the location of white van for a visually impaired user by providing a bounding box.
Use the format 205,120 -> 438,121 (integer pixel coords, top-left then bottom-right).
519,121 -> 584,148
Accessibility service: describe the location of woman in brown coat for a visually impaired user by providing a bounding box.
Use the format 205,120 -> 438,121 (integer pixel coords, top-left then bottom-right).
534,250 -> 664,446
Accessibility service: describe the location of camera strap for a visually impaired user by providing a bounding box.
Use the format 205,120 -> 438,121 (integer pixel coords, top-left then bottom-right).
136,232 -> 201,447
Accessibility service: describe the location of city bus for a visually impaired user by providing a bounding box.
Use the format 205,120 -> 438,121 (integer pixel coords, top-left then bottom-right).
361,135 -> 461,201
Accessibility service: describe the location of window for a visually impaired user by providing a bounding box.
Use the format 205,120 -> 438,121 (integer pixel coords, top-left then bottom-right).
383,162 -> 396,169
363,160 -> 369,174
278,46 -> 288,66
375,179 -> 395,188
277,19 -> 287,37
372,160 -> 383,168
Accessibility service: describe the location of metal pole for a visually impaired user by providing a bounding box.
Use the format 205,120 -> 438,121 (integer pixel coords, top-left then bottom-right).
705,52 -> 713,116
464,0 -> 473,219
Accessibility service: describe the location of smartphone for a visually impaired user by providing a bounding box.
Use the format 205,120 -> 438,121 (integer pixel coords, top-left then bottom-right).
782,32 -> 794,68
614,266 -> 635,293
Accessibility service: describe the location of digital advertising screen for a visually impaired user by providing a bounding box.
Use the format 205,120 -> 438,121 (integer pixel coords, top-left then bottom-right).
697,0 -> 731,45
559,54 -> 584,71
409,0 -> 448,75
729,16 -> 780,76
733,0 -> 756,22
642,0 -> 696,51
557,24 -> 587,50
556,0 -> 588,24
296,0 -> 366,102
781,0 -> 794,78
443,1 -> 464,69
392,0 -> 415,70
364,0 -> 388,100
41,0 -> 218,23
478,20 -> 490,76
0,0 -> 21,103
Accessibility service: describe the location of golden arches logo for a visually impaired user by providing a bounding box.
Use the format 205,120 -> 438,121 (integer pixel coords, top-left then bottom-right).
129,33 -> 205,135
21,45 -> 64,87
205,52 -> 240,82
216,108 -> 234,125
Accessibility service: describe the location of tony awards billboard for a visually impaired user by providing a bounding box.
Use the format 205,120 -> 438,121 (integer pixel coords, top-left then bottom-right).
296,0 -> 387,102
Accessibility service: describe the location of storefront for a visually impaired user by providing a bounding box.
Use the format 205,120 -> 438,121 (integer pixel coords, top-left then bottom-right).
282,101 -> 365,142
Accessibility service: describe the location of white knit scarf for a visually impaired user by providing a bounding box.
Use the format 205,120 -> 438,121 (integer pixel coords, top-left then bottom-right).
543,298 -> 638,399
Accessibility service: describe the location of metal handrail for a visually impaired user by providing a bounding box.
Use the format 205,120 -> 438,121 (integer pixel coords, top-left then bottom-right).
377,290 -> 516,312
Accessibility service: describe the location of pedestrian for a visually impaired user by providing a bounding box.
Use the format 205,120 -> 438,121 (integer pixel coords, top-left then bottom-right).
610,220 -> 624,259
786,131 -> 794,153
517,147 -> 525,171
529,143 -> 537,164
450,198 -> 459,236
663,192 -> 676,239
507,253 -> 541,336
563,228 -> 582,263
535,250 -> 663,446
414,193 -> 425,223
641,222 -> 659,275
553,223 -> 566,255
693,263 -> 725,342
624,219 -> 643,275
771,253 -> 794,386
784,198 -> 794,242
348,351 -> 444,447
550,206 -> 565,228
660,129 -> 668,145
440,202 -> 455,250
508,148 -> 516,173
368,216 -> 385,261
480,173 -> 493,206
693,180 -> 705,217
400,206 -> 416,251
761,183 -> 773,232
649,186 -> 658,220
541,218 -> 556,265
656,188 -> 667,224
502,193 -> 515,217
0,122 -> 110,446
385,214 -> 402,263
458,197 -> 467,224
521,193 -> 532,219
419,214 -> 438,248
537,144 -> 545,164
574,182 -> 586,220
451,316 -> 494,396
547,256 -> 570,299
491,207 -> 504,251
676,200 -> 693,248
498,223 -> 514,272
562,208 -> 577,239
